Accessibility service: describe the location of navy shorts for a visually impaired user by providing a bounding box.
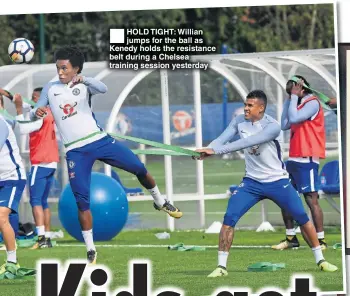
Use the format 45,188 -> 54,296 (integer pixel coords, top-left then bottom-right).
0,180 -> 26,213
223,177 -> 309,227
29,166 -> 56,209
286,160 -> 319,193
66,135 -> 147,211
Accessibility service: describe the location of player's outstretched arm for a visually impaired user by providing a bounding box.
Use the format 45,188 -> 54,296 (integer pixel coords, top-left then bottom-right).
207,116 -> 240,151
82,77 -> 108,95
194,117 -> 240,160
0,117 -> 9,150
281,99 -> 291,130
288,94 -> 319,124
212,121 -> 281,155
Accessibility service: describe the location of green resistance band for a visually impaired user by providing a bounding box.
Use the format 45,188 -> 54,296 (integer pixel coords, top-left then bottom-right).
290,76 -> 335,111
0,110 -> 201,157
0,109 -> 15,121
132,149 -> 189,156
22,97 -> 35,107
0,109 -> 36,124
109,133 -> 201,157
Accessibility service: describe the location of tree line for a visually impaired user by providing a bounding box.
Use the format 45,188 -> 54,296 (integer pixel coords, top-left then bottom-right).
0,4 -> 335,105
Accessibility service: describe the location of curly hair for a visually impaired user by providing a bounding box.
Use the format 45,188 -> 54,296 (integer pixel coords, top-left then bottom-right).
54,46 -> 85,73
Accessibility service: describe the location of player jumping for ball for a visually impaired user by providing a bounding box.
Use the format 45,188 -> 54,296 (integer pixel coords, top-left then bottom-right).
194,90 -> 338,277
31,46 -> 182,264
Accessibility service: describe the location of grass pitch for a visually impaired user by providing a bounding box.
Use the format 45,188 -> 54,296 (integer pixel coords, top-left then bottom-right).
0,229 -> 344,296
7,155 -> 342,295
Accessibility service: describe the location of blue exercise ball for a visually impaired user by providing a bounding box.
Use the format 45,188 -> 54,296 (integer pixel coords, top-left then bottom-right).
58,172 -> 129,242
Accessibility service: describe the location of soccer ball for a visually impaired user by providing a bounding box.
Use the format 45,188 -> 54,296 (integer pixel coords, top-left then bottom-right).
8,38 -> 35,64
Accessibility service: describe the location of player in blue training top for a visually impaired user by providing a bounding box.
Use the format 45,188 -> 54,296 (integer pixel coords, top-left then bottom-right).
194,90 -> 338,277
31,46 -> 182,264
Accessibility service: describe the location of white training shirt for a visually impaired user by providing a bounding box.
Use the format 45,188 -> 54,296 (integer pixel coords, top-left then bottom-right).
31,77 -> 108,151
209,114 -> 289,183
0,115 -> 26,182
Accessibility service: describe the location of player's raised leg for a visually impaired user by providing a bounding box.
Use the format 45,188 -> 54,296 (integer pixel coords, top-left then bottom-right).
267,179 -> 337,272
0,180 -> 26,276
98,135 -> 182,218
208,178 -> 260,277
66,148 -> 96,264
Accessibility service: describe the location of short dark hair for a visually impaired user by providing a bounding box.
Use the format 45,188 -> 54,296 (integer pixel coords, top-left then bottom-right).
54,46 -> 85,73
246,90 -> 267,110
286,74 -> 312,95
33,87 -> 43,92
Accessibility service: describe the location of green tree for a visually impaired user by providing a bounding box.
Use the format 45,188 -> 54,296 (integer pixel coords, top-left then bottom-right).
0,5 -> 335,105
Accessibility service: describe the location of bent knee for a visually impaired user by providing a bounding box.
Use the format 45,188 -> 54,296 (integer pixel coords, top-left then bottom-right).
75,195 -> 90,211
134,164 -> 148,177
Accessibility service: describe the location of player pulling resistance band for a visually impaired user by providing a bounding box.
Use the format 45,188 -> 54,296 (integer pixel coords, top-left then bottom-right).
194,90 -> 338,277
31,46 -> 182,264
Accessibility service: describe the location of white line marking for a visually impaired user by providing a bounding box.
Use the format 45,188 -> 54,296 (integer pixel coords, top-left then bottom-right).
129,211 -> 339,215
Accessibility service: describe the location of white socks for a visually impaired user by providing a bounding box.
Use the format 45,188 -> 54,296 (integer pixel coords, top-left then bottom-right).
148,186 -> 166,207
218,251 -> 229,268
45,231 -> 52,239
36,225 -> 45,237
317,232 -> 325,239
82,229 -> 96,252
7,250 -> 16,263
312,246 -> 324,264
286,229 -> 296,236
286,230 -> 325,239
